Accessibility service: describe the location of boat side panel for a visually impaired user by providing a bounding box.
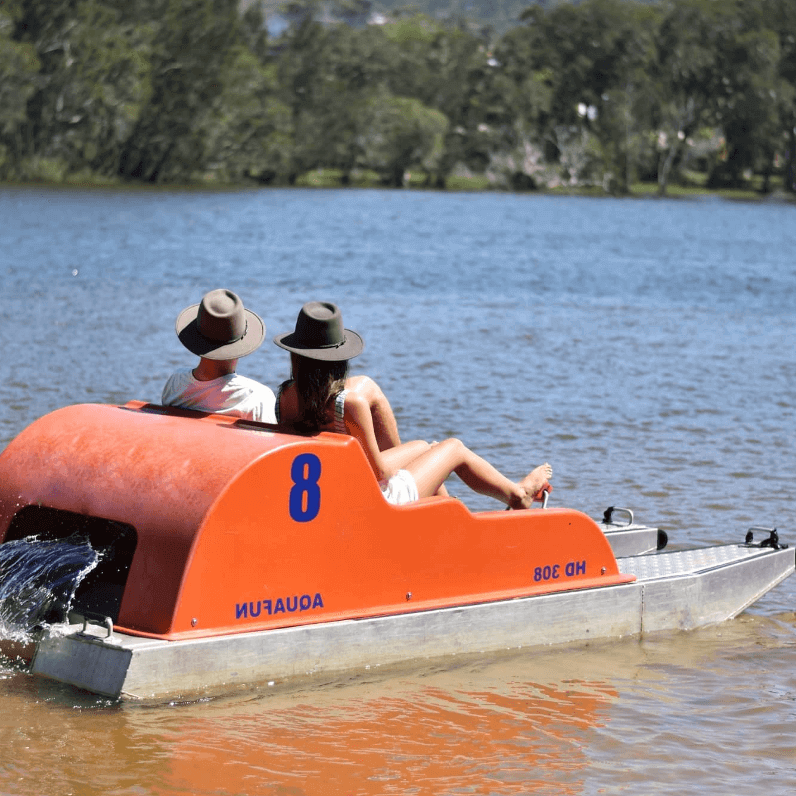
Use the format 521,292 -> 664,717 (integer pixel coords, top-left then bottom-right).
603,526 -> 660,557
164,437 -> 627,640
121,583 -> 644,699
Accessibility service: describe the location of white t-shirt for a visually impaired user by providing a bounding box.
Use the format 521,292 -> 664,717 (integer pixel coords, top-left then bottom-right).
161,368 -> 276,423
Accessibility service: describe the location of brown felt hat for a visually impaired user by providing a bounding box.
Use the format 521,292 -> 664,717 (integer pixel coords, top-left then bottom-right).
274,301 -> 364,361
175,289 -> 265,360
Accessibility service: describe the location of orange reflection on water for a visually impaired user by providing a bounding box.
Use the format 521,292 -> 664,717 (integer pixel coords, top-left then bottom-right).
151,672 -> 618,796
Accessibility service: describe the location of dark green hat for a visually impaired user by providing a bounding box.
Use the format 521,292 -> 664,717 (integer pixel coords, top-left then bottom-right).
274,301 -> 364,362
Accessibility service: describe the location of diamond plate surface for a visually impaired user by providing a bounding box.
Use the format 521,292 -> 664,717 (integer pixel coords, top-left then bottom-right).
618,545 -> 766,581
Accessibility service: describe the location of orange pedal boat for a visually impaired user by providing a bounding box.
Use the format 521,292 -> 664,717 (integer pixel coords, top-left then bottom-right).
0,402 -> 792,700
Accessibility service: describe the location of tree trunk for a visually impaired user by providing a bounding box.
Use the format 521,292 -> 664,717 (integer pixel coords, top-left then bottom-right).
786,125 -> 796,193
657,144 -> 679,197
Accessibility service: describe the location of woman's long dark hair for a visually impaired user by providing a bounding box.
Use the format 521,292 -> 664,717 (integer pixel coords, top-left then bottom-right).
291,354 -> 349,433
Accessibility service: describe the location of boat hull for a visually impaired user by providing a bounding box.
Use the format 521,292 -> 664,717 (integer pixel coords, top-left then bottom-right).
30,544 -> 794,701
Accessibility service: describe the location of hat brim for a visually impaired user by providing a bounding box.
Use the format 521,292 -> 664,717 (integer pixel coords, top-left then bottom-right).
273,329 -> 364,361
176,304 -> 265,360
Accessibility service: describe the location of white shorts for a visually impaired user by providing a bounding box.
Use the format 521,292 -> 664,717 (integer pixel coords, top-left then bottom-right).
381,469 -> 419,506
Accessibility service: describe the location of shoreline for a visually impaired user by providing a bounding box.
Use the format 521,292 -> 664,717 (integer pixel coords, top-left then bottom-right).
1,175 -> 794,204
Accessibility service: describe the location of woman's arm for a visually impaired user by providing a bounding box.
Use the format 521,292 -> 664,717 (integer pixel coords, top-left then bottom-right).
341,390 -> 397,483
344,375 -> 401,451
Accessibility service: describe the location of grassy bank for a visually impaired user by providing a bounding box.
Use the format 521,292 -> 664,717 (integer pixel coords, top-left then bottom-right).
3,168 -> 793,203
293,167 -> 794,202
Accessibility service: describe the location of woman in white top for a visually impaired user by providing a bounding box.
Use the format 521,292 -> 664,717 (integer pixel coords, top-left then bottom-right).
274,302 -> 552,508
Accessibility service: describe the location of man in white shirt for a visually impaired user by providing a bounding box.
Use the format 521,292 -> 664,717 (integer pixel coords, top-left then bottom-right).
162,288 -> 276,423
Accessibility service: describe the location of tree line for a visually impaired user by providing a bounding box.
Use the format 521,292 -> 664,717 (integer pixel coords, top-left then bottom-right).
1,0 -> 794,195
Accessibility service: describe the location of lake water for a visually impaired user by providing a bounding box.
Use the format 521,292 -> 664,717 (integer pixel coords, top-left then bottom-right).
1,186 -> 794,794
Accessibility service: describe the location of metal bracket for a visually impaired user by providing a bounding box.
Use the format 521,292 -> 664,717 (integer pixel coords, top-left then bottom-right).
603,506 -> 634,526
74,612 -> 114,640
745,527 -> 786,550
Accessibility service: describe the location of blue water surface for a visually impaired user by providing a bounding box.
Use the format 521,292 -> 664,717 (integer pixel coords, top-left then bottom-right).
1,186 -> 795,796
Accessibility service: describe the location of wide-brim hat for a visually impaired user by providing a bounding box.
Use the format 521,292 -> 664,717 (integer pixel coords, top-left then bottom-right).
273,301 -> 364,362
176,288 -> 265,360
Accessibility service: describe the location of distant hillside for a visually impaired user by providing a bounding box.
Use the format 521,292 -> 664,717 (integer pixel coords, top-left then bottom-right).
250,0 -> 548,34
250,0 -> 663,36
371,0 -> 540,31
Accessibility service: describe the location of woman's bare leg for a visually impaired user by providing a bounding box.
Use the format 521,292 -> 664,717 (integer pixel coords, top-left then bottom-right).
404,438 -> 551,507
381,440 -> 431,469
381,440 -> 450,496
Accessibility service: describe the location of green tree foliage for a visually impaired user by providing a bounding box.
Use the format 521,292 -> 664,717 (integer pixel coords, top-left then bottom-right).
507,0 -> 659,193
116,0 -> 242,182
276,7 -> 392,183
767,0 -> 796,191
0,0 -> 793,193
709,26 -> 780,188
0,1 -> 39,176
360,91 -> 448,186
4,0 -> 152,180
201,43 -> 292,183
650,0 -> 727,194
381,15 -> 498,185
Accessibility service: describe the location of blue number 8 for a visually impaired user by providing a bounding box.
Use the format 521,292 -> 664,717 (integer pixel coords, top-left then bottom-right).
289,453 -> 321,522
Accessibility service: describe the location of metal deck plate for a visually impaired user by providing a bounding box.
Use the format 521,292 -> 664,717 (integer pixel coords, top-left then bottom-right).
619,545 -> 772,581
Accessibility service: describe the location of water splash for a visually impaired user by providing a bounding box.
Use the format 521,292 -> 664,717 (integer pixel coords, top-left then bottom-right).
0,537 -> 99,642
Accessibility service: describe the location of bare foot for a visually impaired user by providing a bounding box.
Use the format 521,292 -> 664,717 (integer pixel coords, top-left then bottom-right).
509,463 -> 553,510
